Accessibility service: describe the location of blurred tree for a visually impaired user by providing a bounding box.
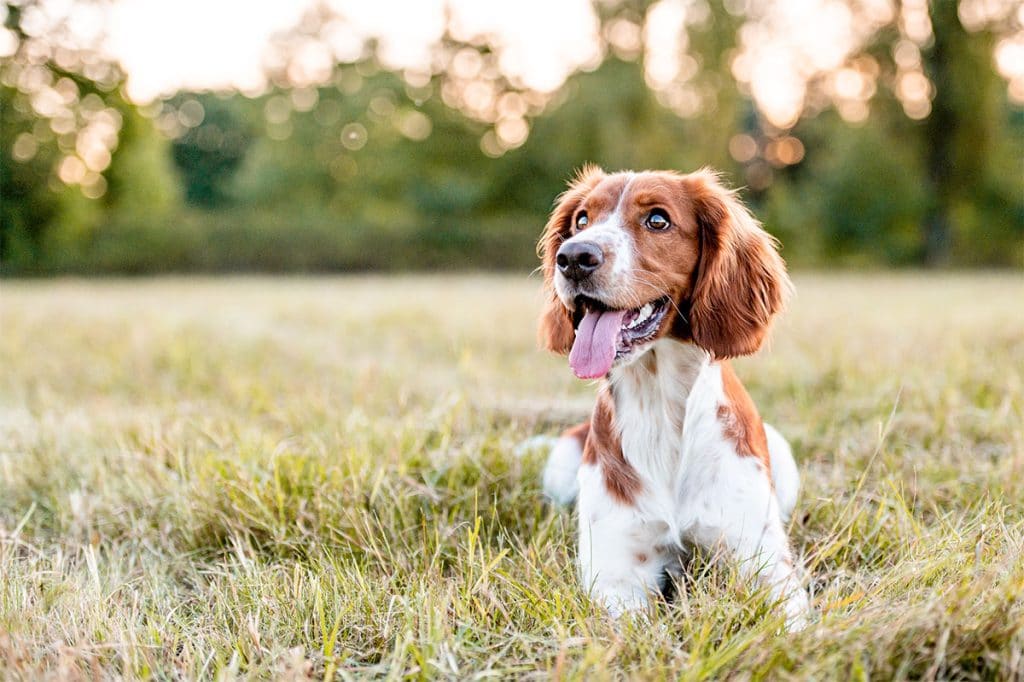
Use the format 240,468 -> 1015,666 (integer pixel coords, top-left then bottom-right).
917,1 -> 1014,265
725,0 -> 1023,265
169,94 -> 252,207
0,0 -> 180,271
258,0 -> 1021,267
1,81 -> 62,265
1,0 -> 117,266
1,0 -> 1020,273
105,106 -> 178,220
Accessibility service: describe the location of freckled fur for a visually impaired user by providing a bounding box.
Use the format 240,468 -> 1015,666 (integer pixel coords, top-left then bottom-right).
717,360 -> 772,472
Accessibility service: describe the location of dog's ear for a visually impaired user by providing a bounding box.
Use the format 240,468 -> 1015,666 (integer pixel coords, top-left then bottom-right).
538,165 -> 606,354
684,170 -> 792,358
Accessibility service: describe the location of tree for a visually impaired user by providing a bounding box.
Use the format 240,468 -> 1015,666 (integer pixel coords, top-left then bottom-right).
169,94 -> 252,207
0,0 -> 180,271
719,0 -> 1022,265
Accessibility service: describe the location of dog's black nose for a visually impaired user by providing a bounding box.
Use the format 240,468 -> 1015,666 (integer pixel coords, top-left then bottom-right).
556,241 -> 604,282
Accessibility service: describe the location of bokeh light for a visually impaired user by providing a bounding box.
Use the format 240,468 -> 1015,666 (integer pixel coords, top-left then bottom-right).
3,0 -> 1023,202
340,122 -> 368,150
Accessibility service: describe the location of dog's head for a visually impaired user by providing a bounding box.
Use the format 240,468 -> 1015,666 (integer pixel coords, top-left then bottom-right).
538,166 -> 792,379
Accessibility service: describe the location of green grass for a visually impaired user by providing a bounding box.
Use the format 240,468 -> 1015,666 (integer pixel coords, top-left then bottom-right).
1,273 -> 1022,679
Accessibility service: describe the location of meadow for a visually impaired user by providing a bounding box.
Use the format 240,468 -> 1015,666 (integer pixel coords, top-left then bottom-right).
1,273 -> 1022,679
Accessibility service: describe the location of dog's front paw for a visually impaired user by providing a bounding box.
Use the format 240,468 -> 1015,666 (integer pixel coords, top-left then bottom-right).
592,584 -> 651,619
781,589 -> 811,632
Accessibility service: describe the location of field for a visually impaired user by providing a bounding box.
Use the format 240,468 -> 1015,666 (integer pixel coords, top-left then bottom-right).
1,274 -> 1023,679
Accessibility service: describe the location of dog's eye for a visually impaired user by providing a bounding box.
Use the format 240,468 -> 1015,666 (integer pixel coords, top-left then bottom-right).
575,211 -> 589,230
644,209 -> 671,231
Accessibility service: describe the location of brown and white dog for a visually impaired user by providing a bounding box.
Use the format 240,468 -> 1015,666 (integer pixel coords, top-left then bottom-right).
538,166 -> 809,628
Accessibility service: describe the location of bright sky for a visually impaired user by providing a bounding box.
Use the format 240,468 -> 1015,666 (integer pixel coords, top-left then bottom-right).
106,0 -> 602,102
107,0 -> 309,101
88,0 -> 1024,120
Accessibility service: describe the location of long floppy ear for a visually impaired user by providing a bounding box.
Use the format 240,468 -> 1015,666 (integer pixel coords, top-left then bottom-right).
684,170 -> 792,358
537,164 -> 606,354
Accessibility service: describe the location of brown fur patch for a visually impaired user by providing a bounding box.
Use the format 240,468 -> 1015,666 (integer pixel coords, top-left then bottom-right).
717,361 -> 771,472
537,166 -> 607,354
615,174 -> 703,310
582,390 -> 642,505
683,171 -> 792,358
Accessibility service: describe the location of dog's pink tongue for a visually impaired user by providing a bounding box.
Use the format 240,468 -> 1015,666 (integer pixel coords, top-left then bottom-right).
569,309 -> 626,379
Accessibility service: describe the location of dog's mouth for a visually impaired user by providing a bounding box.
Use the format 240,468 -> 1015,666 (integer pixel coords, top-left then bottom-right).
569,295 -> 671,379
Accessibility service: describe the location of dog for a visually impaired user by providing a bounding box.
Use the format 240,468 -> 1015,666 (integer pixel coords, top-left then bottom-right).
537,166 -> 809,629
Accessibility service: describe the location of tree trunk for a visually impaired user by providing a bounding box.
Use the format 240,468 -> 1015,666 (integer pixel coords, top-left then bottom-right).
921,2 -> 957,267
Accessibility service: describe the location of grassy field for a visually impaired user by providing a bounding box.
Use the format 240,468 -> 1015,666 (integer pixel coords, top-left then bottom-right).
1,274 -> 1022,679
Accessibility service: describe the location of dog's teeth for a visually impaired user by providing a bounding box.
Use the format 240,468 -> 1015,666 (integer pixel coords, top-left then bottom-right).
626,303 -> 653,330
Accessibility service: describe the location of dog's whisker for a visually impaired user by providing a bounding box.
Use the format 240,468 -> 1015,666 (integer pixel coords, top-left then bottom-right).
628,272 -> 686,320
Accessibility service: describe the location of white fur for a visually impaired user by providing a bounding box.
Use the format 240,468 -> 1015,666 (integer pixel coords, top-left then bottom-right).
542,434 -> 583,505
553,340 -> 810,629
765,423 -> 799,522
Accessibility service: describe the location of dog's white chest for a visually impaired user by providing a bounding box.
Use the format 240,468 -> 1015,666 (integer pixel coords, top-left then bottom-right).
610,341 -> 724,539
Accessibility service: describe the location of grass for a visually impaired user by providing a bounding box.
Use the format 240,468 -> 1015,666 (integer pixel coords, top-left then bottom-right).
1,273 -> 1022,679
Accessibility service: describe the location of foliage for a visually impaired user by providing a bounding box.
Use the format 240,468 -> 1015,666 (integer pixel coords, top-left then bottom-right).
1,2 -> 1022,273
1,274 -> 1023,677
0,0 -> 179,272
170,94 -> 252,207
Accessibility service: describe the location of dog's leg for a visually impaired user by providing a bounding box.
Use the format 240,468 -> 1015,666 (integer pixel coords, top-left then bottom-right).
577,463 -> 670,617
689,458 -> 810,630
729,511 -> 809,630
764,423 -> 799,522
542,421 -> 589,505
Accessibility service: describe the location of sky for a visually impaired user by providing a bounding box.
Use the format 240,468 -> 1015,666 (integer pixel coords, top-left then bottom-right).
106,0 -> 602,102
107,0 -> 310,101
